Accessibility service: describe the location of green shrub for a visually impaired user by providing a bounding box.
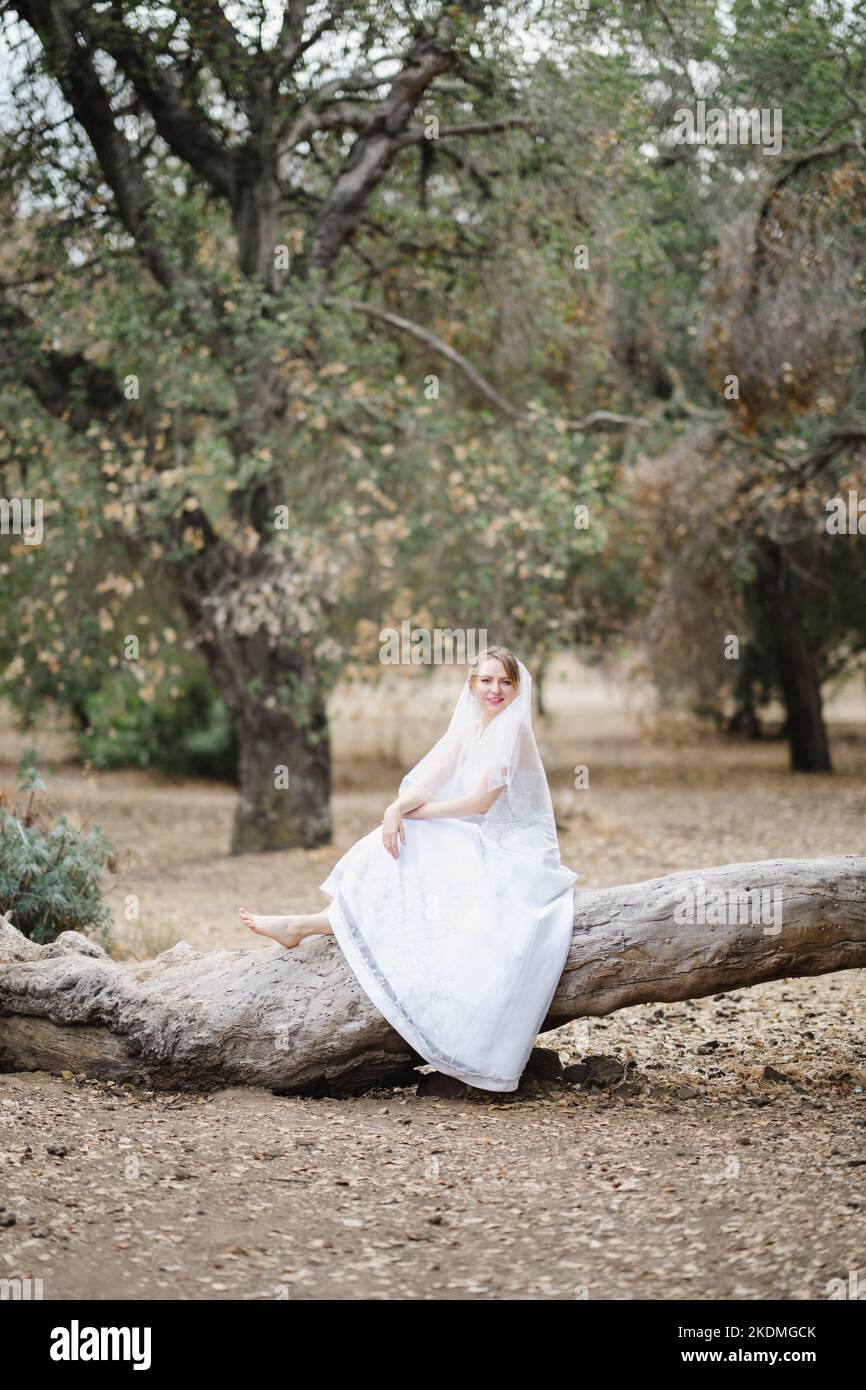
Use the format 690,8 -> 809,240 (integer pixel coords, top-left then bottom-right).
0,754 -> 116,948
77,671 -> 238,781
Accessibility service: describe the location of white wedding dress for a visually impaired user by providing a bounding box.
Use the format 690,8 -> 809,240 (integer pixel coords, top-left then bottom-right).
320,662 -> 578,1092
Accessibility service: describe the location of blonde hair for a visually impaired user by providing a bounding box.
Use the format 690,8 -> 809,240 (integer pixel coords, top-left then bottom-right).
468,645 -> 520,693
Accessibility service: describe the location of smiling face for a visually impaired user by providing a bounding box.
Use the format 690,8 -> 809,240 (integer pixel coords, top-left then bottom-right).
471,655 -> 519,721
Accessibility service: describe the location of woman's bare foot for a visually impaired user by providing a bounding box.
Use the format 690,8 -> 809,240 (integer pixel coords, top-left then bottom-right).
239,908 -> 333,949
238,910 -> 306,949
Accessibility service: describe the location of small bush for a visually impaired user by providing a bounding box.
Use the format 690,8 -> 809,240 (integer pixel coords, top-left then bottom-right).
0,753 -> 116,948
76,671 -> 238,781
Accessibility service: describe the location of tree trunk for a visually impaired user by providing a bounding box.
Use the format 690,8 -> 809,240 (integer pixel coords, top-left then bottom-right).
230,682 -> 331,854
726,649 -> 764,740
1,856 -> 863,1095
181,582 -> 333,852
755,540 -> 832,771
233,167 -> 282,291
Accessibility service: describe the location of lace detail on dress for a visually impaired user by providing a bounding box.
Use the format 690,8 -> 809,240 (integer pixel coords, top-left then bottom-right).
478,765 -> 566,867
331,884 -> 519,1087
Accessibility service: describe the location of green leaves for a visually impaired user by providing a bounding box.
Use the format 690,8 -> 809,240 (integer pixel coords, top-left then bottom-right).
0,778 -> 116,948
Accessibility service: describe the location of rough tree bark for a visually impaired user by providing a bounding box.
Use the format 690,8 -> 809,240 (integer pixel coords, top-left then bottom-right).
1,856 -> 863,1096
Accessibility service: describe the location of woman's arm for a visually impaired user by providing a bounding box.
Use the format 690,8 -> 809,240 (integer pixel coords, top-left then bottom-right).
382,730 -> 504,854
404,777 -> 505,821
389,786 -> 427,816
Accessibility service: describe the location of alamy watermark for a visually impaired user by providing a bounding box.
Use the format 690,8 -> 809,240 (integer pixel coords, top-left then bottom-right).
0,496 -> 43,546
669,100 -> 783,156
825,1270 -> 865,1300
49,1321 -> 151,1370
675,882 -> 783,936
825,491 -> 866,535
1,1276 -> 44,1299
379,623 -> 488,665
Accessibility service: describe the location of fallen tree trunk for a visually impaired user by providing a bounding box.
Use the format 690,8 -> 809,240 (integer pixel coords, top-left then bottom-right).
1,856 -> 864,1095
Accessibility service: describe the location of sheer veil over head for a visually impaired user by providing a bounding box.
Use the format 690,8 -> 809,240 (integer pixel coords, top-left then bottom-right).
399,654 -> 559,842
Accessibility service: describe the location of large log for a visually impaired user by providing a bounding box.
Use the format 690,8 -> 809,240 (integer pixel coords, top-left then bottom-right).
1,856 -> 864,1095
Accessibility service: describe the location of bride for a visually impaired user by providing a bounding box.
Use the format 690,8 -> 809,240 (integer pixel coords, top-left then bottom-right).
239,646 -> 579,1093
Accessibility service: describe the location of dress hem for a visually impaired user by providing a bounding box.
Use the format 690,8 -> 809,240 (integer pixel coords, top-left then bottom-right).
321,876 -> 522,1093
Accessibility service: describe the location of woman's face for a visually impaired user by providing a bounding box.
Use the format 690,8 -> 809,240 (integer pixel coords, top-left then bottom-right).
472,657 -> 518,717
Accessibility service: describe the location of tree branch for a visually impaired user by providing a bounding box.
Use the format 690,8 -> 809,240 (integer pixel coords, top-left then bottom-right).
183,0 -> 256,112
274,0 -> 338,80
334,298 -> 645,431
758,137 -> 861,226
83,0 -> 239,198
305,12 -> 465,277
394,115 -> 531,147
12,0 -> 189,293
279,98 -> 376,158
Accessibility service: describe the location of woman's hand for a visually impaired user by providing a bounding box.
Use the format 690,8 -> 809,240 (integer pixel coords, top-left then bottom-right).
382,803 -> 407,859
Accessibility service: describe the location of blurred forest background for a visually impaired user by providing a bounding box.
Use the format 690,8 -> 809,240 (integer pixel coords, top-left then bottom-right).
0,0 -> 865,940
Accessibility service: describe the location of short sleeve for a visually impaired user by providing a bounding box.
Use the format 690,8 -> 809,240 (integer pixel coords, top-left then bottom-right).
400,726 -> 463,801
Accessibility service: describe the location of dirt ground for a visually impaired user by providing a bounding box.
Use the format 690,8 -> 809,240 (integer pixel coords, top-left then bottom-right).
1,657 -> 865,1300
